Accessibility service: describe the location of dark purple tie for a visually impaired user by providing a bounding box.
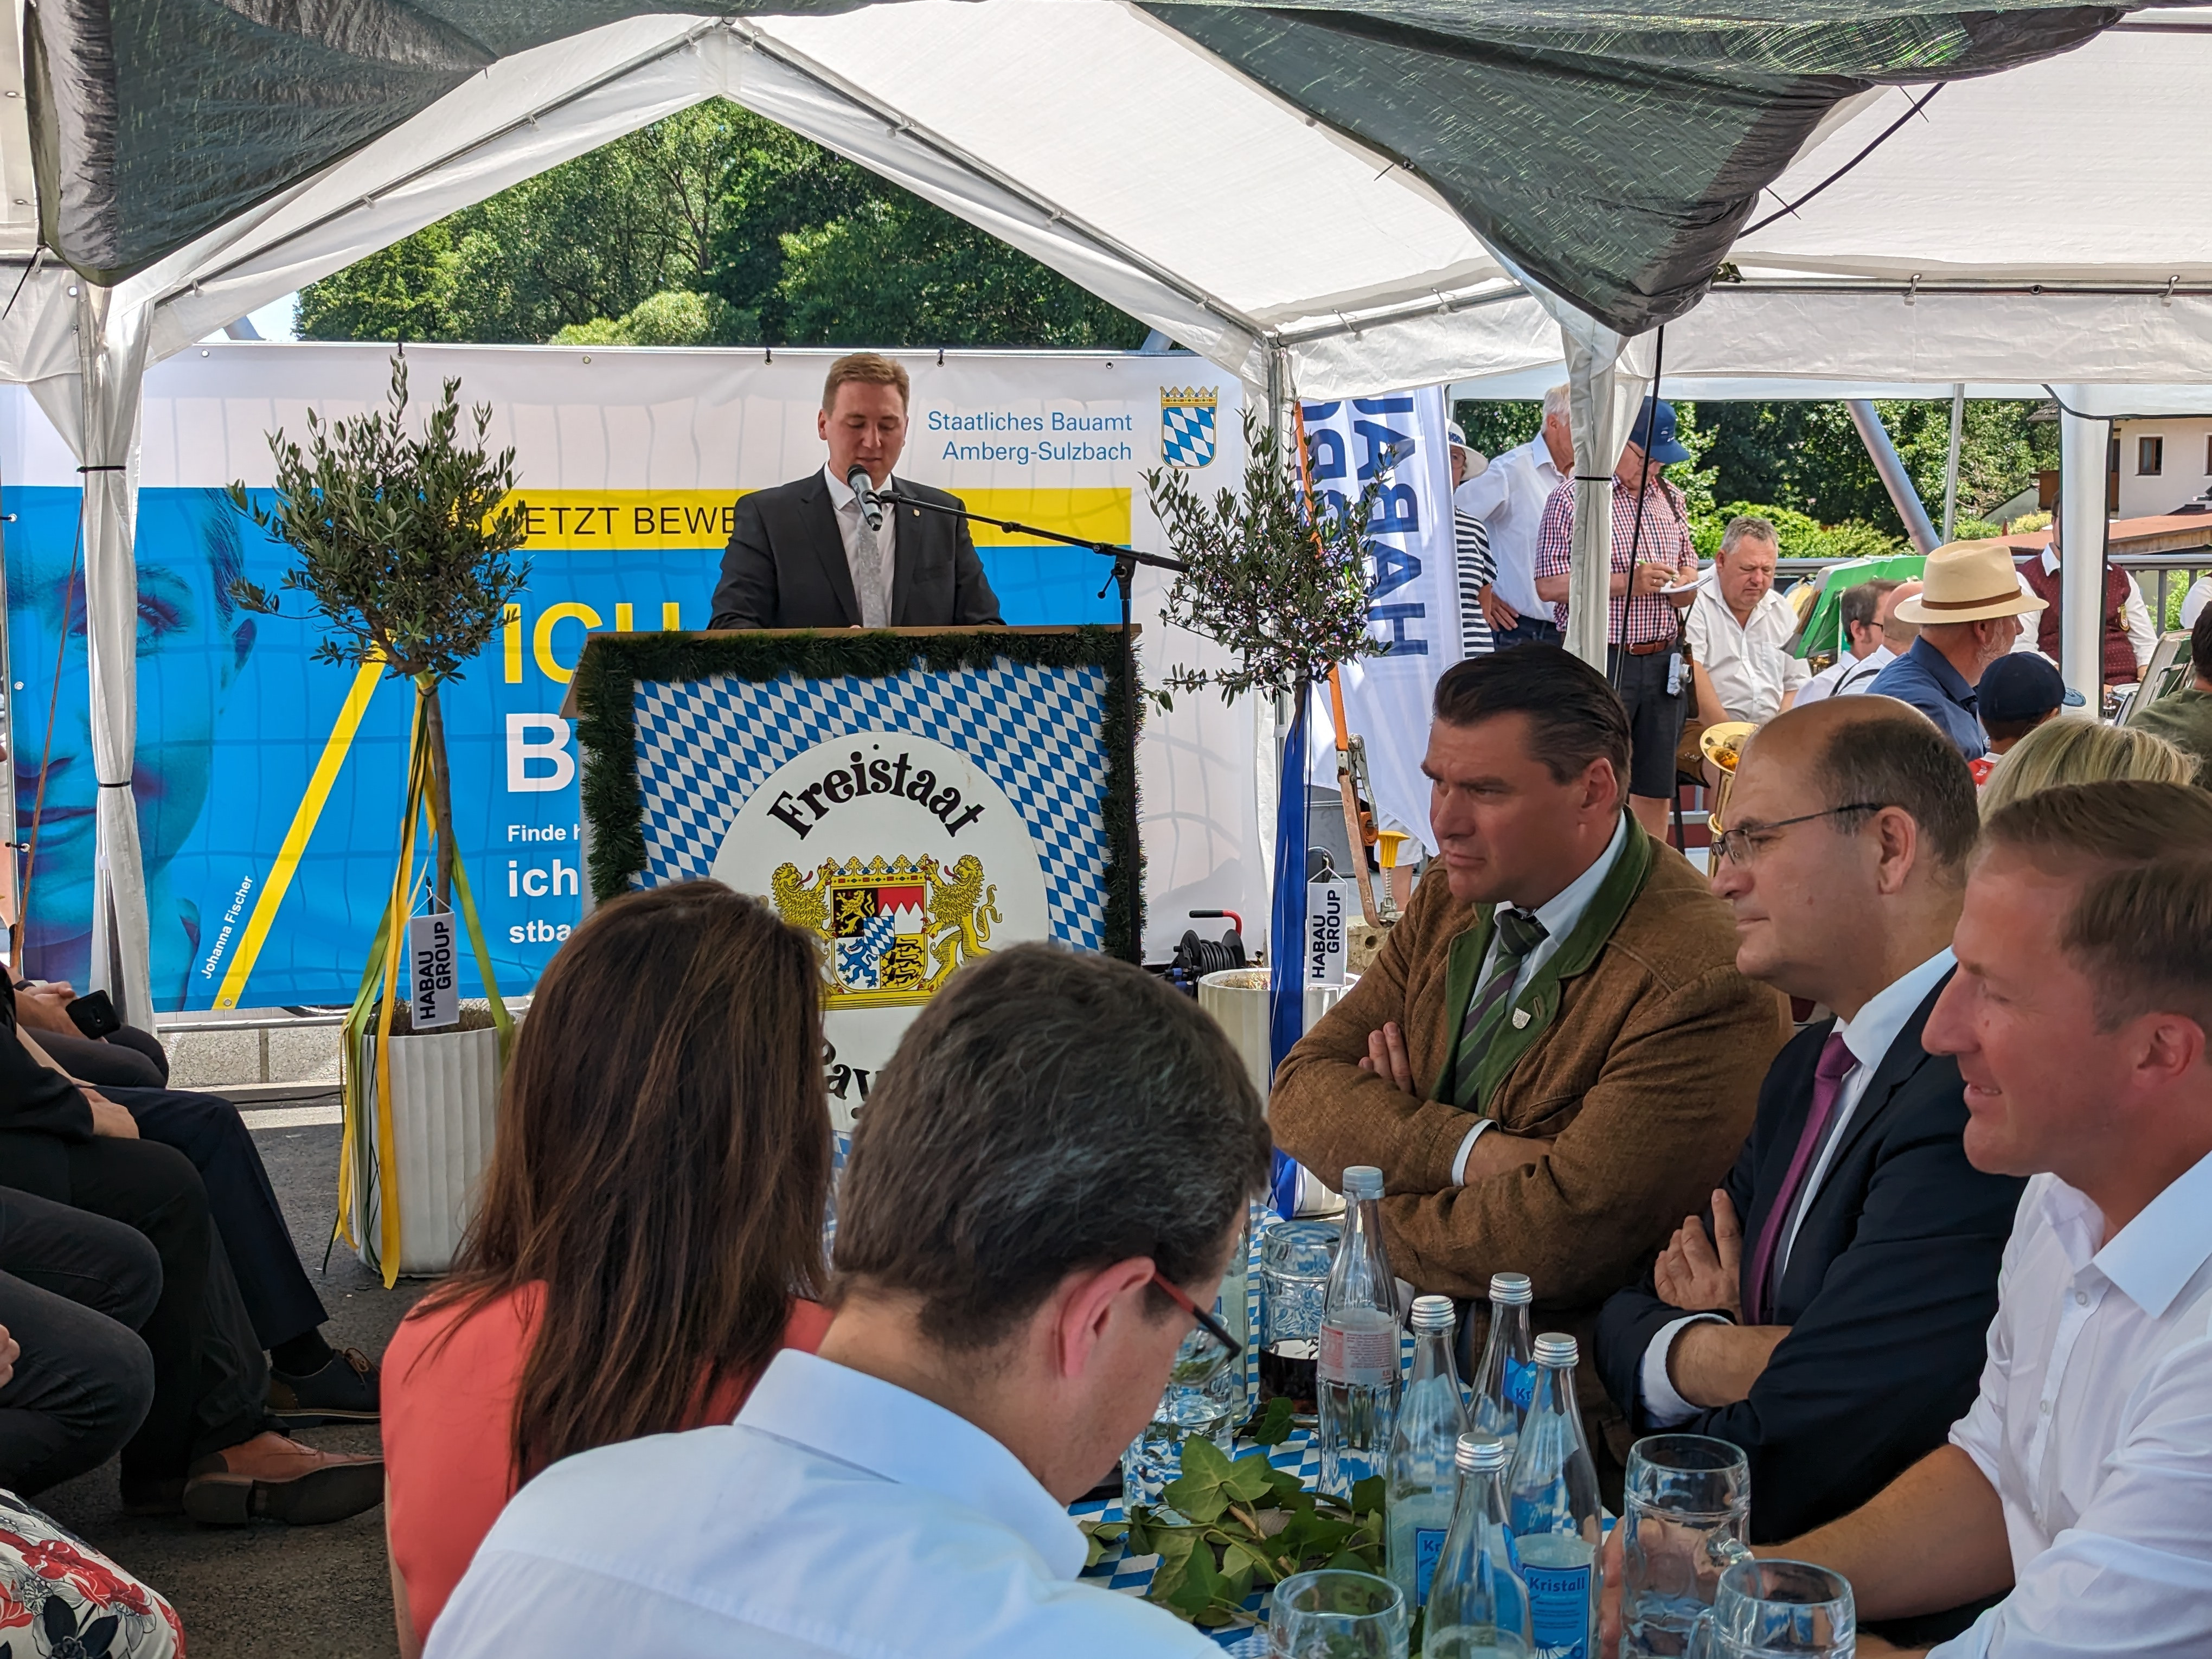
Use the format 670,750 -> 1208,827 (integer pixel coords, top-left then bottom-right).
1745,1032 -> 1855,1324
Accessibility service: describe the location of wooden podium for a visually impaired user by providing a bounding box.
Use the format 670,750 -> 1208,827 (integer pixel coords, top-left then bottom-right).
568,626 -> 1138,1121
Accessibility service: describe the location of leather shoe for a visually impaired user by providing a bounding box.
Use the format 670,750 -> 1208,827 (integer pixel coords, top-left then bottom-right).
182,1432 -> 384,1526
267,1346 -> 381,1426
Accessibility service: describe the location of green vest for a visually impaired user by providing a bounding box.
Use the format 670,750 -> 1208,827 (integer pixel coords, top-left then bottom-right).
1429,816 -> 1656,1111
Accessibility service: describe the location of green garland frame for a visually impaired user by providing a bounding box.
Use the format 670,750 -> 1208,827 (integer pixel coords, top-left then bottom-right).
572,627 -> 1144,960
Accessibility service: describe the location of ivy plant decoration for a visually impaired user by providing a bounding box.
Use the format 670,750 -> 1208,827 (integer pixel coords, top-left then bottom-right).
1144,409 -> 1391,707
225,353 -> 531,906
1081,1434 -> 1389,1630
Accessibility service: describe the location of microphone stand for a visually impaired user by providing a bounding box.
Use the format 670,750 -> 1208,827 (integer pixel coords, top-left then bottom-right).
879,485 -> 1185,958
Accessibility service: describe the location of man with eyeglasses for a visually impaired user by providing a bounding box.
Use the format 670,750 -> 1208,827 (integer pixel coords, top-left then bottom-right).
1594,697 -> 2025,1644
428,943 -> 1268,1659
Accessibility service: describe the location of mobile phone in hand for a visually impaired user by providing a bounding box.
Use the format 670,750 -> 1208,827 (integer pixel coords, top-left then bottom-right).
66,991 -> 121,1040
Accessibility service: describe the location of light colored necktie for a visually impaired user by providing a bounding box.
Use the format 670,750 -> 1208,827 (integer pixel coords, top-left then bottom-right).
851,505 -> 887,627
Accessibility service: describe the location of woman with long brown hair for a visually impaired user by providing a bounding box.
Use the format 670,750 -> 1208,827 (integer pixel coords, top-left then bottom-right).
381,880 -> 832,1654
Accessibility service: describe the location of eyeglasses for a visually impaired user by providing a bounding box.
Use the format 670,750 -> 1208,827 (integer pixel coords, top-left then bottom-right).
1713,802 -> 1888,867
1150,1271 -> 1243,1385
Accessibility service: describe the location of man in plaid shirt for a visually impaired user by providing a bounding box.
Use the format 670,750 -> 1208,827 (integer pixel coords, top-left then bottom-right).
1534,398 -> 1701,835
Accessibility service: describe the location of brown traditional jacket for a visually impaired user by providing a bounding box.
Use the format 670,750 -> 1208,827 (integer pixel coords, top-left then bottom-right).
1271,818 -> 1788,1313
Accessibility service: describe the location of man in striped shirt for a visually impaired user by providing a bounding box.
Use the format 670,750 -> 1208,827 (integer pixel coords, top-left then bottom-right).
1533,398 -> 1701,836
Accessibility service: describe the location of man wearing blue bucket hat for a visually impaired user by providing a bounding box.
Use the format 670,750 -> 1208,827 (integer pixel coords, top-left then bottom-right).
1533,398 -> 1703,836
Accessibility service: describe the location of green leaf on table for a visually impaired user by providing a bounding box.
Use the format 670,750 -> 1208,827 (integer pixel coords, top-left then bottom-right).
1349,1475 -> 1387,1519
1324,1546 -> 1370,1573
1158,1532 -> 1225,1619
1222,1450 -> 1277,1505
1161,1435 -> 1236,1523
1248,1395 -> 1299,1446
1078,1520 -> 1126,1570
1263,1464 -> 1308,1505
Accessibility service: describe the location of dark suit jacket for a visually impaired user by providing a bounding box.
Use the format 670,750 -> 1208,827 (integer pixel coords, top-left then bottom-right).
1594,975 -> 2025,1543
708,471 -> 1003,630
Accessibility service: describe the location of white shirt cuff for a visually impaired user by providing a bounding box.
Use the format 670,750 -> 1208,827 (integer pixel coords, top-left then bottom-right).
1639,1314 -> 1727,1426
1450,1119 -> 1493,1185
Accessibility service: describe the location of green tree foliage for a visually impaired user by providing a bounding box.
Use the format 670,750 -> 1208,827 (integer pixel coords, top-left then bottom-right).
1451,396 -> 2054,549
299,100 -> 1144,350
226,356 -> 529,902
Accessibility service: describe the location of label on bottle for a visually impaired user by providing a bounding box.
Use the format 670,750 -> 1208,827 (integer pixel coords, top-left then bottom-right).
1505,1357 -> 1538,1413
1413,1527 -> 1448,1604
1523,1563 -> 1592,1659
1318,1319 -> 1398,1384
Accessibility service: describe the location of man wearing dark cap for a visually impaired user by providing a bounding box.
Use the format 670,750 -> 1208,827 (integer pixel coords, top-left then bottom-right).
1968,655 -> 2084,785
1532,399 -> 1703,836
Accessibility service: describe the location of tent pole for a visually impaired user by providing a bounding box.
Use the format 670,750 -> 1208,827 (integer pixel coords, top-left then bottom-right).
72,282 -> 156,1026
2055,402 -> 2112,712
1563,349 -> 1616,671
1846,400 -> 1939,553
1942,383 -> 1964,540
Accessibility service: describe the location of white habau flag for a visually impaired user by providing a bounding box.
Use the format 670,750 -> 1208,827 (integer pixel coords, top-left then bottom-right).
1304,385 -> 1463,856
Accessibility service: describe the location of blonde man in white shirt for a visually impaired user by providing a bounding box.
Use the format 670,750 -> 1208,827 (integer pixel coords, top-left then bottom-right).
429,945 -> 1272,1659
1687,516 -> 1809,735
1456,383 -> 1572,649
1768,779 -> 2212,1658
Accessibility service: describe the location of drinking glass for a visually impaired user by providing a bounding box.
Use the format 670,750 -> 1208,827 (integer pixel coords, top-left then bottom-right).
1120,1315 -> 1243,1511
1687,1559 -> 1855,1659
1260,1219 -> 1340,1414
1268,1569 -> 1408,1659
1619,1434 -> 1753,1656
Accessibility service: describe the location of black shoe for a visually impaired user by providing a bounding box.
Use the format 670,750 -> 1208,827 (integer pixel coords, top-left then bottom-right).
267,1346 -> 380,1426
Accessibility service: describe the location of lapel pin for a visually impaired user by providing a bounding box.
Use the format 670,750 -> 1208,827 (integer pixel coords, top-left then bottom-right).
1511,1009 -> 1530,1029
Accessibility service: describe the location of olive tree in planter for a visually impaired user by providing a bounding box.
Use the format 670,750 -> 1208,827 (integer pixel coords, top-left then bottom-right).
227,353 -> 530,1283
1145,408 -> 1388,1073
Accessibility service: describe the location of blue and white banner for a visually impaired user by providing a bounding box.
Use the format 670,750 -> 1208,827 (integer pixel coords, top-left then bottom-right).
1304,386 -> 1462,855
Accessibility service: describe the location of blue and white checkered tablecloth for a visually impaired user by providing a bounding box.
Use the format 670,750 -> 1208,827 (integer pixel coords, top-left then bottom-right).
1067,1213 -> 1414,1653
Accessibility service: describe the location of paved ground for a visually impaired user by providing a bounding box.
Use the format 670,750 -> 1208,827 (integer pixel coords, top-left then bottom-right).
37,1110 -> 424,1659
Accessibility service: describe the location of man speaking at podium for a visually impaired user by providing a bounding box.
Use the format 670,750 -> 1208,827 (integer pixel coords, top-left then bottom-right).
710,353 -> 1004,630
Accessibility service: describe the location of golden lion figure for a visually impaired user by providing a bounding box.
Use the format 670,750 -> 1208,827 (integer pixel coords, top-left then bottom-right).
925,853 -> 1002,989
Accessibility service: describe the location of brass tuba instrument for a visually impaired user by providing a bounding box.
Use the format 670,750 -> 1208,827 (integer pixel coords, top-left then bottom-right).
1699,721 -> 1759,835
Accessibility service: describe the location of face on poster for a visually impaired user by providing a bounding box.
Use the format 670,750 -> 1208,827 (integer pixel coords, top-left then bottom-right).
0,346 -> 1256,1010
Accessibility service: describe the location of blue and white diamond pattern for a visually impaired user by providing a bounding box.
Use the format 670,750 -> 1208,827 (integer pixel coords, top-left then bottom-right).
1162,403 -> 1217,469
630,660 -> 1112,949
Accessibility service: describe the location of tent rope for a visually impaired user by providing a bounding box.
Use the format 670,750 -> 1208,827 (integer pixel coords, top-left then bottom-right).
1741,86 -> 1946,238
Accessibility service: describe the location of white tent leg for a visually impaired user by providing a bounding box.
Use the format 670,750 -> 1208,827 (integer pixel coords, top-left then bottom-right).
1556,320 -> 1648,671
2055,401 -> 2112,712
73,284 -> 156,1026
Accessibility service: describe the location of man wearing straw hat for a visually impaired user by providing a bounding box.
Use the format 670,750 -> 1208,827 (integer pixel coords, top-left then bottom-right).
1868,542 -> 2047,761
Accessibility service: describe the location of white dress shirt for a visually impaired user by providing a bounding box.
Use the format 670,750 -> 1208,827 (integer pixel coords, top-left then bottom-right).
1684,584 -> 1810,723
823,462 -> 897,623
2181,574 -> 2211,629
1449,812 -> 1632,1183
1794,644 -> 1894,706
1638,950 -> 1956,1423
1929,1148 -> 2212,1659
1453,435 -> 1562,618
426,1350 -> 1219,1659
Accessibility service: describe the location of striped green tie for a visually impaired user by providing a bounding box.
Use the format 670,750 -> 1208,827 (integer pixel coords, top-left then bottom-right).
1451,906 -> 1547,1106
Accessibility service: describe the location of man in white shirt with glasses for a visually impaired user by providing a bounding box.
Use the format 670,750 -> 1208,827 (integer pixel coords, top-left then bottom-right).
429,944 -> 1268,1659
1769,779 -> 2212,1657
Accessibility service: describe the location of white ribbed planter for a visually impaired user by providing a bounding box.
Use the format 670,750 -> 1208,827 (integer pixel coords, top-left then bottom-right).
1198,969 -> 1359,1110
350,1025 -> 502,1278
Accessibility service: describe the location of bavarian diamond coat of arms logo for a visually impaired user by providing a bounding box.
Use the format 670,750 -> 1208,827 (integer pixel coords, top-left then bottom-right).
1160,387 -> 1219,469
771,853 -> 1003,1007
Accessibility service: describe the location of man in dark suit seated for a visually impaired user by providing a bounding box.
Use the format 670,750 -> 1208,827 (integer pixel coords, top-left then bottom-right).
709,353 -> 1004,631
1595,697 -> 2024,1636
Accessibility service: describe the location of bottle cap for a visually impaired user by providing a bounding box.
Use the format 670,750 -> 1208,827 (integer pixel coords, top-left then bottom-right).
1342,1165 -> 1384,1200
1456,1433 -> 1511,1473
1410,1294 -> 1456,1330
1488,1271 -> 1533,1305
1533,1332 -> 1578,1367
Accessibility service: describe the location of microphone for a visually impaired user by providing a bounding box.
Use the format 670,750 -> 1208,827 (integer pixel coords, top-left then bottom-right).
847,464 -> 884,532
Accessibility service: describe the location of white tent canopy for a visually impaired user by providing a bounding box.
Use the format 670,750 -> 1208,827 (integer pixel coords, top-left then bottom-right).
0,0 -> 2204,1012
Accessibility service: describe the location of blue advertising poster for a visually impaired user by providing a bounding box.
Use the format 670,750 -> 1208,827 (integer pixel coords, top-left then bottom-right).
2,343 -> 1263,1008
